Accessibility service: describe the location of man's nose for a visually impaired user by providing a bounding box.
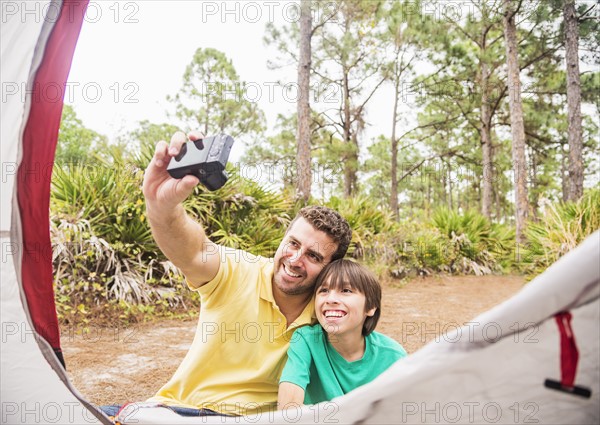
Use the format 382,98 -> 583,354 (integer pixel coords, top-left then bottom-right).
288,248 -> 303,264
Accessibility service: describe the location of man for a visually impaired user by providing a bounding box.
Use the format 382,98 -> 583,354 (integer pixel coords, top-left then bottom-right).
141,131 -> 352,417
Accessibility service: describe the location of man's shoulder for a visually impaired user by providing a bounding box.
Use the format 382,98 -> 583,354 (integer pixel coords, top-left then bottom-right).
218,245 -> 274,281
219,245 -> 272,266
198,246 -> 273,302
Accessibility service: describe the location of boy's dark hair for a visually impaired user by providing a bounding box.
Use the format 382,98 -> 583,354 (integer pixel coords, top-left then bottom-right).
287,206 -> 352,261
315,259 -> 381,336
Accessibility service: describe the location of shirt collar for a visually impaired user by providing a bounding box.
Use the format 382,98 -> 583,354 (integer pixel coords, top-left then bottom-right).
262,262 -> 317,330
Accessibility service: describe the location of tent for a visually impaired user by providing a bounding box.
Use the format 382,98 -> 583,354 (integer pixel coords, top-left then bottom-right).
1,1 -> 598,424
2,0 -> 107,423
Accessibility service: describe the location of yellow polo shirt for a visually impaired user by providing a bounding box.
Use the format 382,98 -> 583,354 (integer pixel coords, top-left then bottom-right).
149,246 -> 315,416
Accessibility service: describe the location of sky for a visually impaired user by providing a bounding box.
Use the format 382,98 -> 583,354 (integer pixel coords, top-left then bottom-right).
66,1 -> 394,163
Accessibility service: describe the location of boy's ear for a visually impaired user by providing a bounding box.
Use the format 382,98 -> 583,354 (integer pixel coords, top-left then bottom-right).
366,307 -> 377,317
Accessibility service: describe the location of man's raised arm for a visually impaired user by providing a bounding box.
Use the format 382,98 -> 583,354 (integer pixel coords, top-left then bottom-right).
142,131 -> 220,288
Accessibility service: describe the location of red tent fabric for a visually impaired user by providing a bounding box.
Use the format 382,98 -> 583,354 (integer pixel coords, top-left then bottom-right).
17,0 -> 88,367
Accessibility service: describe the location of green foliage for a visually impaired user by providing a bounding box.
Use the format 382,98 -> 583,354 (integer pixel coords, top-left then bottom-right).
325,195 -> 397,258
51,159 -> 190,324
56,105 -> 107,164
523,188 -> 600,276
430,207 -> 516,273
127,120 -> 182,170
170,47 -> 265,140
184,168 -> 293,258
52,217 -> 193,326
319,198 -> 517,278
51,158 -> 297,323
51,161 -> 153,250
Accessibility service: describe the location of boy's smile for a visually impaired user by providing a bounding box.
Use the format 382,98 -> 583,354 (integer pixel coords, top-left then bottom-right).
323,310 -> 346,319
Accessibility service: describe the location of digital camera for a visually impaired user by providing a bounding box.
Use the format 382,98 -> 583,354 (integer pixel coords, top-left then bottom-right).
167,134 -> 234,191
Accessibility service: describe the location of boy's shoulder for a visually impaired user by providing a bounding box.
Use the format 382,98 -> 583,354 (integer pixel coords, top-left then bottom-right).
369,331 -> 407,356
294,323 -> 325,338
292,324 -> 330,346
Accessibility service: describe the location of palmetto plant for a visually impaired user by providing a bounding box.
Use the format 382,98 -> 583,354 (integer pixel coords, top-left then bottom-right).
184,168 -> 293,258
325,195 -> 397,258
52,161 -> 155,253
430,207 -> 515,275
51,160 -> 186,324
50,159 -> 294,322
524,188 -> 599,276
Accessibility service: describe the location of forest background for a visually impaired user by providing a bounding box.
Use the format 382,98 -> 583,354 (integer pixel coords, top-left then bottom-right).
51,0 -> 599,326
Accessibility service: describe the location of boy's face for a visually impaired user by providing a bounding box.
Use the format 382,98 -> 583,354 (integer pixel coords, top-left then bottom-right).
315,279 -> 376,337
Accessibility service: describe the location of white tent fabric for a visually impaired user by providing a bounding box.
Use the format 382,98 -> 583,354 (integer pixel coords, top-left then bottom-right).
1,1 -> 108,424
1,240 -> 104,425
115,231 -> 599,425
1,2 -> 598,425
0,0 -> 49,232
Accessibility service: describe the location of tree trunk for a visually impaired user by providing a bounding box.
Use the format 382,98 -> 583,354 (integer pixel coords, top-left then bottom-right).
480,59 -> 494,220
564,0 -> 583,202
342,71 -> 355,197
349,132 -> 359,195
494,186 -> 502,223
448,162 -> 453,210
529,146 -> 539,220
503,0 -> 528,244
296,0 -> 312,203
561,144 -> 569,201
390,76 -> 400,219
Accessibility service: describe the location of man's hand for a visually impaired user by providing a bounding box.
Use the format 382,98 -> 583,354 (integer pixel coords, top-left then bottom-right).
142,130 -> 220,287
142,131 -> 204,210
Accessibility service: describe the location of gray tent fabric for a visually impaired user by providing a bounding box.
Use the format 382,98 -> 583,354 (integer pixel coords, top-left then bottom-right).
114,231 -> 599,424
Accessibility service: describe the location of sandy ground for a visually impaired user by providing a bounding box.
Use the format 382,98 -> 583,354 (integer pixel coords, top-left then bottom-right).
60,274 -> 525,407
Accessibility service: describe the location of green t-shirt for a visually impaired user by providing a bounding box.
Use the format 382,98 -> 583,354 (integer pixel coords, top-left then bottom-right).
279,324 -> 407,405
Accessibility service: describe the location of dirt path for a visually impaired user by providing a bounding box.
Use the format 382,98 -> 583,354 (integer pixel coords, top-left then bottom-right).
61,275 -> 525,406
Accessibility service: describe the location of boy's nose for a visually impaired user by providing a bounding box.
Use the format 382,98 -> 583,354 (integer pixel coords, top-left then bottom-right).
325,291 -> 340,303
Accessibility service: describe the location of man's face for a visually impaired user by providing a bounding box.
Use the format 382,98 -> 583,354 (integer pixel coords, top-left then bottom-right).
272,217 -> 338,297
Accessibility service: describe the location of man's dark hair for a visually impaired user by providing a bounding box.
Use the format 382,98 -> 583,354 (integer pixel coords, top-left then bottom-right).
287,206 -> 352,261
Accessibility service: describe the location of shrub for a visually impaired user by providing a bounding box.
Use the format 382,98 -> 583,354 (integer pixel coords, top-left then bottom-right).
325,195 -> 397,258
523,189 -> 600,276
184,167 -> 293,258
51,161 -> 193,324
383,208 -> 515,278
431,207 -> 515,274
50,160 -> 293,324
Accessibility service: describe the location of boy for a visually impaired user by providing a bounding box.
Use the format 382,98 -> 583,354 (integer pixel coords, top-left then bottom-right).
278,259 -> 407,408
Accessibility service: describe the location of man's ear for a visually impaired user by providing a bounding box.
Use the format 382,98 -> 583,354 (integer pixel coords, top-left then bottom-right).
366,307 -> 377,317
